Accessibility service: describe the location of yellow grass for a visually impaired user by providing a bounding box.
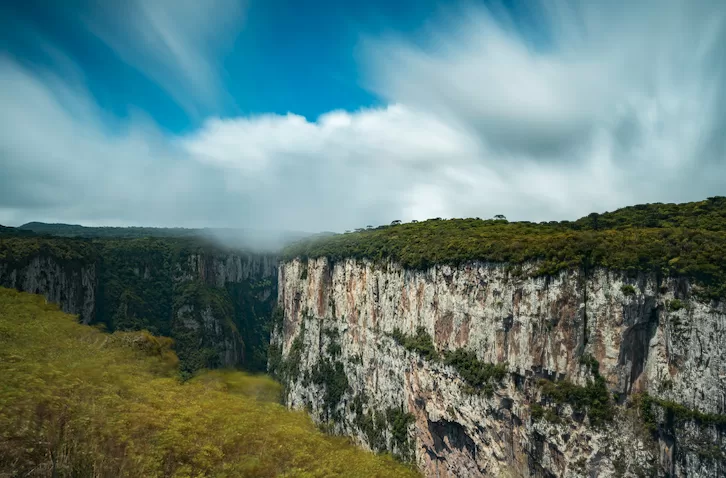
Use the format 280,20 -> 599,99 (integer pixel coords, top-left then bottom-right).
0,287 -> 418,477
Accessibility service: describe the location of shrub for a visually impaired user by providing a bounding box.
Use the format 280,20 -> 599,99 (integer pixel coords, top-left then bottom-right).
391,327 -> 439,361
311,358 -> 350,419
538,374 -> 613,426
386,406 -> 415,461
667,299 -> 685,311
531,404 -> 545,421
579,354 -> 600,376
444,348 -> 507,392
638,392 -> 726,432
283,326 -> 305,382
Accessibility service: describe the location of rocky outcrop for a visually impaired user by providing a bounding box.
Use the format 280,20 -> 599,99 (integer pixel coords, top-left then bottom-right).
0,255 -> 96,323
273,258 -> 726,477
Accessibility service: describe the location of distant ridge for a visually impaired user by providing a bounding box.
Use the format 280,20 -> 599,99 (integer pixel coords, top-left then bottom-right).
18,222 -> 313,251
19,222 -> 214,239
0,225 -> 34,237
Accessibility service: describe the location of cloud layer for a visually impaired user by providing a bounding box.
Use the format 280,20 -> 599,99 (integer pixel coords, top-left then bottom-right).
1,0 -> 725,233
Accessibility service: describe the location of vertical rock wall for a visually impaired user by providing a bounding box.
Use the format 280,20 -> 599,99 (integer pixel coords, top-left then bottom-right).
274,258 -> 726,477
0,255 -> 96,323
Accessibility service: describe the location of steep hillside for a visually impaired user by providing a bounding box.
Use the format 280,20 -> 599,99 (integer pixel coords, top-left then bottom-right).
276,198 -> 726,477
0,287 -> 418,477
0,232 -> 277,374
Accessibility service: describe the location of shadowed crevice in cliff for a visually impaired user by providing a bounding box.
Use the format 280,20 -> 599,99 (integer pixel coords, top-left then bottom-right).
528,432 -> 558,478
617,300 -> 659,394
426,419 -> 477,465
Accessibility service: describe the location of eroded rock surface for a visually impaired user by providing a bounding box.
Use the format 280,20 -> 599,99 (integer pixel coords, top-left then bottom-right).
274,258 -> 726,477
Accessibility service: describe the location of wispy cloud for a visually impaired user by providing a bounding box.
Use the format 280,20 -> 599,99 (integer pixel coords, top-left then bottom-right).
367,0 -> 725,162
83,0 -> 246,116
0,0 -> 725,233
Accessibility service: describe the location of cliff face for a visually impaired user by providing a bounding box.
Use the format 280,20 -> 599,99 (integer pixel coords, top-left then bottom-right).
171,252 -> 278,371
176,252 -> 278,286
0,240 -> 278,373
274,258 -> 726,477
0,255 -> 96,323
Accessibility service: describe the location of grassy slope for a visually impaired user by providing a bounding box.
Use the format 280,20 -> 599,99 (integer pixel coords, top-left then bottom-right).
0,288 -> 418,477
282,197 -> 726,299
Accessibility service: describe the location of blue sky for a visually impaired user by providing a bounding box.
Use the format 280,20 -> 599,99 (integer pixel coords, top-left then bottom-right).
1,0 -> 460,132
0,0 -> 724,231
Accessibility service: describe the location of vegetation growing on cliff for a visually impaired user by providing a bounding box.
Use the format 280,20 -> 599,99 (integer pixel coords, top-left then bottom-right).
312,358 -> 350,420
538,377 -> 613,426
536,355 -> 613,426
97,238 -> 176,335
270,319 -> 305,384
443,349 -> 507,395
638,393 -> 726,432
390,327 -> 439,361
98,238 -> 277,374
283,197 -> 726,299
620,284 -> 636,296
390,328 -> 507,397
353,397 -> 389,452
351,394 -> 415,463
0,288 -> 418,477
386,406 -> 416,461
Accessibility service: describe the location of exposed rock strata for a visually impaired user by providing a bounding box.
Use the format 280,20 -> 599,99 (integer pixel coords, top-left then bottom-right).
274,258 -> 726,477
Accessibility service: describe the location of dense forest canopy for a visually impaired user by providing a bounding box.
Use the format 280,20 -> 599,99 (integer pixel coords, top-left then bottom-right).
282,197 -> 726,299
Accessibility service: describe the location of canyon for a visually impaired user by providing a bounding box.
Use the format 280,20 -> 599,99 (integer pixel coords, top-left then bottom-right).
3,200 -> 726,477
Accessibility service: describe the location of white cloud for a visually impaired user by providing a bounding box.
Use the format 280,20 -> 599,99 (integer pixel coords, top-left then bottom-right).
367,1 -> 725,160
1,0 -> 725,236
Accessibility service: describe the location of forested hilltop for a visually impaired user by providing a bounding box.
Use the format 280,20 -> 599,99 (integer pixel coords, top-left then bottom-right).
0,288 -> 418,477
18,221 -> 312,251
0,229 -> 277,376
283,197 -> 726,298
